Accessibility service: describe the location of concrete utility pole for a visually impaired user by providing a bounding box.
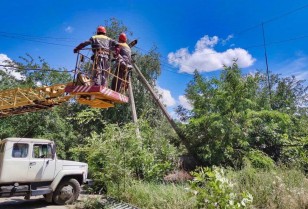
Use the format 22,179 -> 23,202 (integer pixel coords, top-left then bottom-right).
128,74 -> 140,138
262,22 -> 272,102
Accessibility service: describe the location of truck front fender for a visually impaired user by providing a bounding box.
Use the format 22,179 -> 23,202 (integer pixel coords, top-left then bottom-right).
51,170 -> 85,191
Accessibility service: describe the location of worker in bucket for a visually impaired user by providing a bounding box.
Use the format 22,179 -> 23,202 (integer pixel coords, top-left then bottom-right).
74,26 -> 116,86
111,33 -> 132,92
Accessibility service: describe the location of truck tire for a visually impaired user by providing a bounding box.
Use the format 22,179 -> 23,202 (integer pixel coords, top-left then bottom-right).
52,178 -> 81,205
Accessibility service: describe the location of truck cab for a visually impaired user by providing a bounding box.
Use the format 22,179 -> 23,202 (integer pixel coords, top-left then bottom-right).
0,138 -> 89,205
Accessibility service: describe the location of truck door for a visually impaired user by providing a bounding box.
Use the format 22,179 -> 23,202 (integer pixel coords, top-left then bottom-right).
2,143 -> 30,183
27,143 -> 56,181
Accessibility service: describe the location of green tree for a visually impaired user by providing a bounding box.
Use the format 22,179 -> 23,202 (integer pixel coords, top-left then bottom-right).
270,75 -> 308,114
177,61 -> 308,168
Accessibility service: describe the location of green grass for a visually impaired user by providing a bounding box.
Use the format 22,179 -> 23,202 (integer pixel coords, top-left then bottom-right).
110,181 -> 196,209
228,165 -> 308,209
75,166 -> 308,209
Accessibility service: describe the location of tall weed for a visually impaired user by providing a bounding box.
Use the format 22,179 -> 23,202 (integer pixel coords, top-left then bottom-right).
117,180 -> 195,209
229,164 -> 308,209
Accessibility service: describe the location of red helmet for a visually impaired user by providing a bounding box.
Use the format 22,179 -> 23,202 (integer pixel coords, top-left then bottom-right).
119,33 -> 127,42
97,26 -> 106,34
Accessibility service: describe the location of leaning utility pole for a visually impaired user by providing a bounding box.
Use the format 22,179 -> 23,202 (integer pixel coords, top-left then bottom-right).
132,62 -> 188,145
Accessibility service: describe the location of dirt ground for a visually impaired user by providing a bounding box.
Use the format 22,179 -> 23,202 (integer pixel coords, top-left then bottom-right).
0,196 -> 73,209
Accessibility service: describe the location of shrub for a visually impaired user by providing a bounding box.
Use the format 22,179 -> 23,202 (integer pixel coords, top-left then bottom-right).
70,120 -> 178,194
245,149 -> 275,170
188,167 -> 253,209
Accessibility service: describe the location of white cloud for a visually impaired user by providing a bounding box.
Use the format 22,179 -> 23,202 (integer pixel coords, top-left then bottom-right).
296,71 -> 308,80
178,95 -> 193,110
273,55 -> 308,80
221,34 -> 234,46
156,86 -> 176,107
168,35 -> 256,74
65,26 -> 74,33
36,81 -> 43,87
0,54 -> 25,80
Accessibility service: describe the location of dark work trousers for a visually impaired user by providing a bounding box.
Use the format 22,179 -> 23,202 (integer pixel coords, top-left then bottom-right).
111,64 -> 129,92
93,55 -> 110,86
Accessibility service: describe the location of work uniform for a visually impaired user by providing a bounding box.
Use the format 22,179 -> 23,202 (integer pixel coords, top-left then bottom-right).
111,42 -> 132,92
75,34 -> 116,85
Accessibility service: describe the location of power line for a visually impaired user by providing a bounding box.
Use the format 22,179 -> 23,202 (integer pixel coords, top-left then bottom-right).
234,3 -> 308,36
0,34 -> 74,47
263,3 -> 308,25
0,64 -> 74,72
0,31 -> 78,41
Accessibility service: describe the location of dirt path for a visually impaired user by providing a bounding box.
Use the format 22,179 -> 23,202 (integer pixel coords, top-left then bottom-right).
0,196 -> 71,209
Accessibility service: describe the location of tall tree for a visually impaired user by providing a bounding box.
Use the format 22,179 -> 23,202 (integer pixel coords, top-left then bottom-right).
177,61 -> 308,168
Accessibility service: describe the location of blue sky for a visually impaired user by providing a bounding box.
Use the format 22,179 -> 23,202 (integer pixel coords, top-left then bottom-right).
1,0 -> 308,114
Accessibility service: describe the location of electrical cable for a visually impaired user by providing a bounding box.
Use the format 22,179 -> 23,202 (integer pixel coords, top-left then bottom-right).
234,3 -> 308,36
0,31 -> 78,41
0,64 -> 74,72
0,34 -> 75,47
263,3 -> 308,25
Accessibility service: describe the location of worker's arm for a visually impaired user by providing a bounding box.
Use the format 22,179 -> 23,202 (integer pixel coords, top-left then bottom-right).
109,39 -> 118,51
74,40 -> 91,53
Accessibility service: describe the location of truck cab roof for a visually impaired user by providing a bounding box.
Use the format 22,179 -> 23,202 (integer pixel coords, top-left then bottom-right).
1,138 -> 54,144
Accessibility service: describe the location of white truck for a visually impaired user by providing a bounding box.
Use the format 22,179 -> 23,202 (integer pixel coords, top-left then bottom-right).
0,137 -> 89,205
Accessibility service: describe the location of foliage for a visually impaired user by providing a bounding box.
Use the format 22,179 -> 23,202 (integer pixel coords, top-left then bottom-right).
0,63 -> 22,90
188,167 -> 253,209
229,164 -> 308,209
14,54 -> 72,87
70,120 -> 178,194
244,149 -> 275,170
177,61 -> 308,169
244,110 -> 292,162
270,74 -> 308,113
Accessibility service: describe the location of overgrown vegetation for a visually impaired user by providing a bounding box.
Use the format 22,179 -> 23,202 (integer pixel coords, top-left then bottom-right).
70,120 -> 178,193
177,62 -> 308,169
229,164 -> 308,209
117,181 -> 195,209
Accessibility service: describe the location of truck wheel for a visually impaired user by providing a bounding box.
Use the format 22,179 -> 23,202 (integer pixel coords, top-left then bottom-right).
52,178 -> 81,205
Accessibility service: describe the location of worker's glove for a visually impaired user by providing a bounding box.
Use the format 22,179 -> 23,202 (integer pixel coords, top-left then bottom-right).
73,48 -> 79,53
